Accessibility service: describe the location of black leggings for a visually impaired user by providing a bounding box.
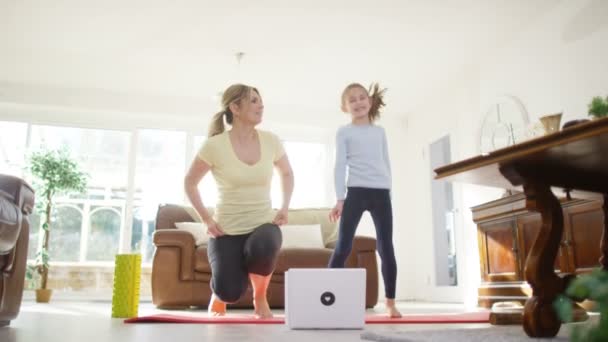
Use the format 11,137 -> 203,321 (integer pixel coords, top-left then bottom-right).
207,223 -> 282,303
328,187 -> 398,299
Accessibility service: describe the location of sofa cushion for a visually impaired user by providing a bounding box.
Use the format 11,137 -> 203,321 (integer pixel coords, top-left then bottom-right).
279,209 -> 337,246
281,224 -> 324,249
175,222 -> 208,246
156,205 -> 337,246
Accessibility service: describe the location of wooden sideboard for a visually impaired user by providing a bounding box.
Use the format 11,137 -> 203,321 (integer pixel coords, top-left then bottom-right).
472,193 -> 604,308
435,118 -> 608,337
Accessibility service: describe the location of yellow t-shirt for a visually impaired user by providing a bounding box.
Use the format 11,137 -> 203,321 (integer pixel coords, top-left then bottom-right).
197,129 -> 285,235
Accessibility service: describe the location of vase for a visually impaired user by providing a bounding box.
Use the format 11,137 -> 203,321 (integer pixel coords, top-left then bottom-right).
539,113 -> 563,134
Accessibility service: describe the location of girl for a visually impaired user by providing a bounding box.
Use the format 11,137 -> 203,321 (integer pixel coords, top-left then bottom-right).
328,82 -> 401,318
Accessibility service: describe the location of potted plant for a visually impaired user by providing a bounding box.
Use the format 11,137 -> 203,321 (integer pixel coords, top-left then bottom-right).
555,268 -> 608,341
26,148 -> 88,303
588,96 -> 608,119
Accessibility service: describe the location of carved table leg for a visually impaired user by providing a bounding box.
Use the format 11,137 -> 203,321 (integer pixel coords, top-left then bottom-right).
600,194 -> 608,271
522,181 -> 564,338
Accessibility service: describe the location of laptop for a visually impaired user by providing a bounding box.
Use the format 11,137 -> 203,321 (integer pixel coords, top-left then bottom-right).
285,268 -> 366,329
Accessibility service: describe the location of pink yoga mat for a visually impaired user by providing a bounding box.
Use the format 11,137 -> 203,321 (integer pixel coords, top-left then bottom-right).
124,311 -> 490,324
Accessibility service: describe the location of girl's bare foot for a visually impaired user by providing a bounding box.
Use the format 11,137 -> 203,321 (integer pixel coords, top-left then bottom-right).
253,298 -> 273,319
386,299 -> 402,318
387,305 -> 402,318
208,293 -> 227,317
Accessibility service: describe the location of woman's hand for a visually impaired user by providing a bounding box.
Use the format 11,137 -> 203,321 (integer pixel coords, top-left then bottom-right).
272,207 -> 289,226
273,154 -> 293,226
203,217 -> 225,238
329,200 -> 344,223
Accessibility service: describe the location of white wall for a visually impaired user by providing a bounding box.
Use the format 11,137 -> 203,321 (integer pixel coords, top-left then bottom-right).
478,0 -> 608,124
397,0 -> 608,303
385,69 -> 495,303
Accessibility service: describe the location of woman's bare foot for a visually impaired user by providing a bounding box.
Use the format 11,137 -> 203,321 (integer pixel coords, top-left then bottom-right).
253,298 -> 273,319
249,273 -> 273,319
386,299 -> 402,318
208,293 -> 227,317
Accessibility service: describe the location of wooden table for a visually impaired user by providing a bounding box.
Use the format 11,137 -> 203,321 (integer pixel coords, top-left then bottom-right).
434,117 -> 608,337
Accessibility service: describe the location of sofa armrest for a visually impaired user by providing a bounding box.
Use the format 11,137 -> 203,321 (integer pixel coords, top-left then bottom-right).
0,174 -> 35,215
153,229 -> 196,281
0,194 -> 22,256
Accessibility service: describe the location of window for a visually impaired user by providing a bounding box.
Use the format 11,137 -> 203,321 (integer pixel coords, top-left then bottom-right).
132,129 -> 186,262
28,213 -> 40,260
28,125 -> 130,263
272,141 -> 329,208
131,207 -> 154,263
0,121 -> 28,177
49,205 -> 83,262
7,118 -> 333,298
29,125 -> 130,191
87,207 -> 121,261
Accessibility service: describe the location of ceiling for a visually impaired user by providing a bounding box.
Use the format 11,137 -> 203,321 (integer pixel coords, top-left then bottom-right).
0,0 -> 561,125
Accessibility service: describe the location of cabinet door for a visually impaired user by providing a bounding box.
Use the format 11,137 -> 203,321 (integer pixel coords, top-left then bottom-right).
563,201 -> 604,274
478,219 -> 520,282
516,213 -> 565,274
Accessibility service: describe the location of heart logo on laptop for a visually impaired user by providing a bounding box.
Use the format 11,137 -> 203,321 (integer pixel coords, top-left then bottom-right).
320,291 -> 335,306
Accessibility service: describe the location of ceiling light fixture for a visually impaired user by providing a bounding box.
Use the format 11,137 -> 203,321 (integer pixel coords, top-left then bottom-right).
214,52 -> 246,102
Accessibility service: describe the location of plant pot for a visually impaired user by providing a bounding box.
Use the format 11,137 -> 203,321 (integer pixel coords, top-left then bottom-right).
36,288 -> 53,303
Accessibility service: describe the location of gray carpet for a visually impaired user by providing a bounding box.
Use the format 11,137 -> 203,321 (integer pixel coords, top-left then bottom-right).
360,326 -> 572,341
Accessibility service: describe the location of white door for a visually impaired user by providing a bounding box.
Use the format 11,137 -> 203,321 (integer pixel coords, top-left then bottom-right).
426,135 -> 466,303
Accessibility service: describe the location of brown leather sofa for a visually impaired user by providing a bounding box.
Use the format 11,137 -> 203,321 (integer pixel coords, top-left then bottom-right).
151,204 -> 379,309
0,174 -> 35,326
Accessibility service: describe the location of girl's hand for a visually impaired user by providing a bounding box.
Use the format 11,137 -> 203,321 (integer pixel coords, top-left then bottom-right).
273,207 -> 289,226
204,217 -> 225,238
329,201 -> 344,223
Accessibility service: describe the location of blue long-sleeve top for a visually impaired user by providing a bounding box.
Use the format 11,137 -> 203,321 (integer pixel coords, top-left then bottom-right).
334,123 -> 392,200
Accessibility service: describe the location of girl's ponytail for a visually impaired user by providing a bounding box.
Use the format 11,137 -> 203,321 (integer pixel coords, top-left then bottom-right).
368,83 -> 387,123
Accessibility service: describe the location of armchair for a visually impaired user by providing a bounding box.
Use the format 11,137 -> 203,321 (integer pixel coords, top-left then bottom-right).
0,174 -> 35,326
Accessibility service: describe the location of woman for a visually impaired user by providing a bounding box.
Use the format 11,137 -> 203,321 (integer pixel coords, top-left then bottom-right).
184,84 -> 294,318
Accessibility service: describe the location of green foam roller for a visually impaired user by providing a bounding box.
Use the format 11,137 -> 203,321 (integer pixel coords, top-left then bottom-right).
111,254 -> 142,318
